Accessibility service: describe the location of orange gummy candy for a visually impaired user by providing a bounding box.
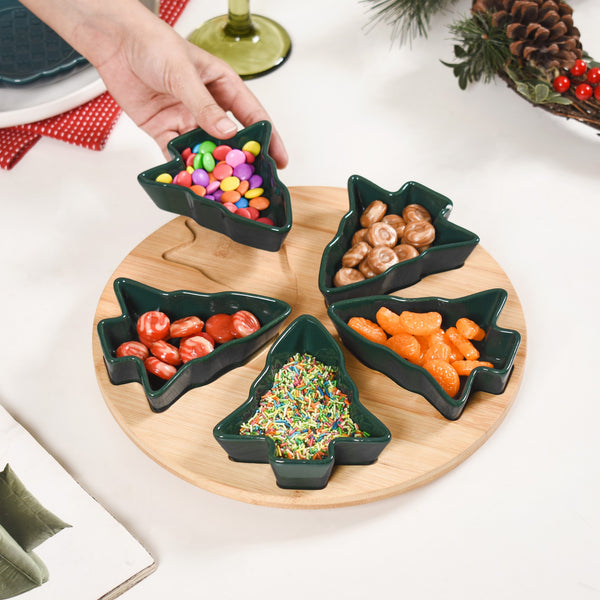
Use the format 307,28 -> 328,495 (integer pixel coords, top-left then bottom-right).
347,317 -> 388,344
422,341 -> 452,364
444,335 -> 464,362
456,317 -> 485,341
446,326 -> 480,361
427,328 -> 446,347
398,310 -> 442,336
376,306 -> 407,336
423,359 -> 460,398
452,360 -> 494,376
414,334 -> 428,348
385,333 -> 422,364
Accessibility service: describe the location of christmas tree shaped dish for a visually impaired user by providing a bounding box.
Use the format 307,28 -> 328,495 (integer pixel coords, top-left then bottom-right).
318,175 -> 480,306
137,121 -> 292,252
97,278 -> 291,412
213,315 -> 392,490
327,289 -> 521,420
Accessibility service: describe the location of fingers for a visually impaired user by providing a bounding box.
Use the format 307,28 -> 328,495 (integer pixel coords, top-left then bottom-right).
168,56 -> 239,140
172,44 -> 289,168
205,73 -> 289,168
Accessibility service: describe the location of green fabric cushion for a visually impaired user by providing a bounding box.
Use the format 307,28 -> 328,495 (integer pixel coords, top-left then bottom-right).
0,523 -> 47,599
0,464 -> 70,552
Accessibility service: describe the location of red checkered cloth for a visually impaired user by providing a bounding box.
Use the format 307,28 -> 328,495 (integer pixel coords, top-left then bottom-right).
0,0 -> 190,170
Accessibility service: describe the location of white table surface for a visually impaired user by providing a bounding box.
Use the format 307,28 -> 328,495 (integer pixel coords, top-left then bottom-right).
2,1 -> 599,598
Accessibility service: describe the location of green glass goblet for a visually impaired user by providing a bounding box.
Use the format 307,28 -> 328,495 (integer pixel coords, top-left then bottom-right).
187,0 -> 291,79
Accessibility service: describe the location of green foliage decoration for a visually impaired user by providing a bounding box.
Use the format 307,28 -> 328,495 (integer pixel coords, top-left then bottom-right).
362,0 -> 600,131
441,12 -> 511,90
362,0 -> 461,44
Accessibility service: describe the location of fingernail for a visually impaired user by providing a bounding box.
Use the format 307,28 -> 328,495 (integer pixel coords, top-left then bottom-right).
216,117 -> 237,135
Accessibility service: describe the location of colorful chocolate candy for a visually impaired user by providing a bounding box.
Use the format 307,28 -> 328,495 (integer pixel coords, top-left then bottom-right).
155,139 -> 274,226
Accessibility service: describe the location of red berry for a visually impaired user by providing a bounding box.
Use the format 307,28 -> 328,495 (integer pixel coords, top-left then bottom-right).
575,83 -> 593,101
595,85 -> 600,101
553,75 -> 570,93
587,67 -> 600,85
570,59 -> 587,77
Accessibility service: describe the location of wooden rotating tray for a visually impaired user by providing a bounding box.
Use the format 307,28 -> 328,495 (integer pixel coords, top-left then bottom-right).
92,186 -> 527,509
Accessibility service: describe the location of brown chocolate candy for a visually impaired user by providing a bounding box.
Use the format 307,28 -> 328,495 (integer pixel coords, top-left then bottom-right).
402,221 -> 435,248
342,241 -> 371,267
352,228 -> 370,246
360,200 -> 387,228
366,221 -> 398,248
366,245 -> 400,274
333,267 -> 365,288
358,258 -> 377,279
402,203 -> 431,223
382,214 -> 406,238
393,243 -> 419,261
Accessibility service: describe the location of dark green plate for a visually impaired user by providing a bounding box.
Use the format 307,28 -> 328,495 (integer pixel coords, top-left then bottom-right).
318,175 -> 480,305
0,0 -> 87,85
97,278 -> 291,412
137,121 -> 292,252
327,289 -> 521,420
213,314 -> 391,489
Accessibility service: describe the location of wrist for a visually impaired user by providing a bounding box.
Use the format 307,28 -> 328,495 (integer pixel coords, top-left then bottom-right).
18,0 -> 154,67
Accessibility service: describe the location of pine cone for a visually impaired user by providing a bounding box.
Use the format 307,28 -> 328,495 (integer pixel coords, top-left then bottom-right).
472,0 -> 504,13
472,0 -> 582,71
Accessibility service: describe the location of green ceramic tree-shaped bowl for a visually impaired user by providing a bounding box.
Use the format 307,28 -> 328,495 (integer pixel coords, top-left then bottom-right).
327,289 -> 521,420
137,121 -> 292,252
213,315 -> 391,489
97,278 -> 292,412
318,175 -> 480,305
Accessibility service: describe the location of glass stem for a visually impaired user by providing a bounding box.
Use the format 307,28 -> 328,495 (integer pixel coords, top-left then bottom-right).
225,0 -> 256,37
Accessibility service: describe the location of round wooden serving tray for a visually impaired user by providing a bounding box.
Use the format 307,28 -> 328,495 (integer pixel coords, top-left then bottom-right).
92,186 -> 527,509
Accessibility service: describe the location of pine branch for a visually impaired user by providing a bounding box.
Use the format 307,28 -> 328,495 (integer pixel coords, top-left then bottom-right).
362,0 -> 461,44
442,12 -> 511,89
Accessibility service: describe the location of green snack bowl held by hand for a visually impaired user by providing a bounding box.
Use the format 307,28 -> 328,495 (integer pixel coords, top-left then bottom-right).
137,121 -> 292,252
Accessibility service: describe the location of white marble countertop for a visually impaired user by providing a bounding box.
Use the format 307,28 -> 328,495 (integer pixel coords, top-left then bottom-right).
2,1 -> 599,598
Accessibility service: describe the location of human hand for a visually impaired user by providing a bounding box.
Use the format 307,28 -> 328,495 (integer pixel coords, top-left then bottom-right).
95,15 -> 288,167
18,0 -> 288,168
95,14 -> 288,167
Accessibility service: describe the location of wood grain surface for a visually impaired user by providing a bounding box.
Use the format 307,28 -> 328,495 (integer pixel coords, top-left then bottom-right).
92,186 -> 527,509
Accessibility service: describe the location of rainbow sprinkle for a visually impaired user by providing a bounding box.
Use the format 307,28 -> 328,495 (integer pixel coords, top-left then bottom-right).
239,353 -> 369,460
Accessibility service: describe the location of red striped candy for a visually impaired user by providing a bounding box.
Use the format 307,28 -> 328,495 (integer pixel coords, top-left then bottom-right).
136,311 -> 170,343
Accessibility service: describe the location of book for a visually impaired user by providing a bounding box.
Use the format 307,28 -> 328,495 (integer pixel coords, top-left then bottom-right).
0,404 -> 156,599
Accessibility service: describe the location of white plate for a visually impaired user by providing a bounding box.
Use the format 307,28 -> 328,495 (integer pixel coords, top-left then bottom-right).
0,64 -> 106,128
